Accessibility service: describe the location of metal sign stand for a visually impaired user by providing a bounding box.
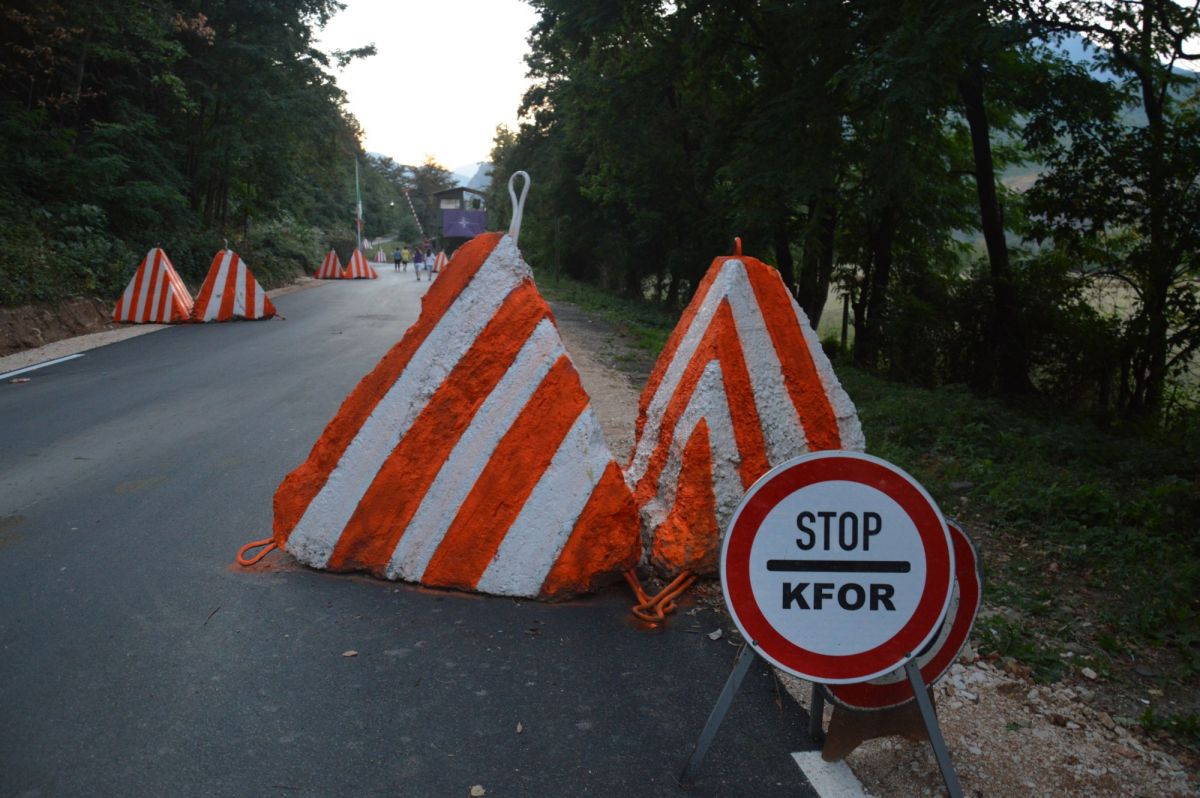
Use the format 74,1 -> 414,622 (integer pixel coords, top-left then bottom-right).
903,659 -> 964,798
679,647 -> 964,798
679,644 -> 757,786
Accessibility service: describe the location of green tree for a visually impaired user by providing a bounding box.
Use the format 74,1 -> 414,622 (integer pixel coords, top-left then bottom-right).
1022,0 -> 1200,418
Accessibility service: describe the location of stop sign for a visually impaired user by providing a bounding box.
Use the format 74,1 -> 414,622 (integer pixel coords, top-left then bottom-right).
720,451 -> 954,684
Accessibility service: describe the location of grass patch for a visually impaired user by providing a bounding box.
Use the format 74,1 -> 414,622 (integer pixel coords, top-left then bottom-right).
535,272 -> 1200,697
1140,709 -> 1200,751
533,267 -> 676,355
838,363 -> 1200,682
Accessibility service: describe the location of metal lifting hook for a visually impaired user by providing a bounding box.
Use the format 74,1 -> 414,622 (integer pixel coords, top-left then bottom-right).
508,170 -> 531,246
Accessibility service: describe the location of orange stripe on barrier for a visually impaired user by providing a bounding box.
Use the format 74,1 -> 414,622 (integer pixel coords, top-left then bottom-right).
421,356 -> 588,591
632,257 -> 726,448
153,261 -> 169,322
218,257 -> 238,320
745,261 -> 842,449
650,419 -> 721,573
540,461 -> 641,598
708,301 -> 769,488
326,283 -> 549,572
192,256 -> 218,318
273,233 -> 503,545
633,298 -> 766,503
143,257 -> 162,322
245,263 -> 259,316
127,256 -> 148,320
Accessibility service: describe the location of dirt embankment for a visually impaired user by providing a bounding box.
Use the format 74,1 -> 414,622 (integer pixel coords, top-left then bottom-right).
0,298 -> 118,357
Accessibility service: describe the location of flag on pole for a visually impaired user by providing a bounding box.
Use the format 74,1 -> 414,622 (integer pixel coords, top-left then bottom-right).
355,157 -> 364,250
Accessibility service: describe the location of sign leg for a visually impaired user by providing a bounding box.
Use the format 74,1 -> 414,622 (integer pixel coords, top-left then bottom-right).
809,682 -> 826,745
904,660 -> 964,798
679,644 -> 756,786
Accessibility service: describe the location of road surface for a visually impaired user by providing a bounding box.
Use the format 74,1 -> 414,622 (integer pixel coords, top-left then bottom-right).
0,268 -> 819,796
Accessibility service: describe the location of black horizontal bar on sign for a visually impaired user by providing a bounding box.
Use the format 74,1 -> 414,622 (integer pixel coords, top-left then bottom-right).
765,560 -> 912,574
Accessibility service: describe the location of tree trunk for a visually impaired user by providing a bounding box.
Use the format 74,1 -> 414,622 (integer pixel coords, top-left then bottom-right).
958,59 -> 1030,394
1129,39 -> 1170,419
854,208 -> 897,369
809,192 -> 838,329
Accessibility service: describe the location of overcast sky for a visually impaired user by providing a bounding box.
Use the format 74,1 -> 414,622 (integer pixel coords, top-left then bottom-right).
316,0 -> 540,172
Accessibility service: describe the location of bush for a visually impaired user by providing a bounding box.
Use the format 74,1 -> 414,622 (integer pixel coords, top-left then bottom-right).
0,197 -> 132,305
239,214 -> 324,288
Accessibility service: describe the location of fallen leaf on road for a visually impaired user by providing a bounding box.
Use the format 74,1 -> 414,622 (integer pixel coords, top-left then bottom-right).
707,629 -> 723,641
470,786 -> 486,796
516,722 -> 523,734
342,650 -> 358,658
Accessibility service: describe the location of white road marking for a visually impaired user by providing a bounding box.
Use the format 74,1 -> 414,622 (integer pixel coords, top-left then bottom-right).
0,354 -> 85,381
792,751 -> 873,797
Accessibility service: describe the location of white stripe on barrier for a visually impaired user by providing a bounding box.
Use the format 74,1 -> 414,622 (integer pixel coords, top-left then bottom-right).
286,247 -> 526,567
476,407 -> 608,596
203,251 -> 234,321
645,362 -> 742,532
790,297 -> 867,451
625,260 -> 804,485
134,249 -> 156,320
388,319 -> 564,581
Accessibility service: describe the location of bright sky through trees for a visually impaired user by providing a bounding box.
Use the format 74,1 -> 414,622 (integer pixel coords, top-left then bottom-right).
316,0 -> 539,171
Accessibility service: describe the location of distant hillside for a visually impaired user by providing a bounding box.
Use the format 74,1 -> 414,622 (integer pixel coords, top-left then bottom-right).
1045,32 -> 1199,83
451,162 -> 493,190
1000,34 -> 1198,190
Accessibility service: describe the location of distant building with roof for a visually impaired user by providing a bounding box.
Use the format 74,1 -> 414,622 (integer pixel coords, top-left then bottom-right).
434,186 -> 488,254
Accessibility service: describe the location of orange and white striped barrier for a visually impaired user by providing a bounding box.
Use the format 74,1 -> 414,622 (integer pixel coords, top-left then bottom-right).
272,229 -> 641,599
315,249 -> 345,280
625,240 -> 864,576
113,247 -> 193,324
433,250 -> 449,273
344,249 -> 378,279
375,248 -> 387,263
190,249 -> 277,322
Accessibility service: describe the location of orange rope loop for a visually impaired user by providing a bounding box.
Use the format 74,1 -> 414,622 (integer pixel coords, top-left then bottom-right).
237,537 -> 277,566
624,568 -> 698,624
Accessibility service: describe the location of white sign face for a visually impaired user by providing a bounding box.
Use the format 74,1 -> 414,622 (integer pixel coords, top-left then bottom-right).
748,480 -> 927,656
722,451 -> 954,684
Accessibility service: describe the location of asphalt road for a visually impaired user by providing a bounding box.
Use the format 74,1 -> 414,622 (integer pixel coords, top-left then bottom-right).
0,267 -> 818,797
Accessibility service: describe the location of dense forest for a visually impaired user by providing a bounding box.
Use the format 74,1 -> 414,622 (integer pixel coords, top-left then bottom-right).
0,0 -> 453,304
488,0 -> 1199,425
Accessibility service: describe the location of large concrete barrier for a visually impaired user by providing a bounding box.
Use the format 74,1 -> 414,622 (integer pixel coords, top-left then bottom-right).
273,232 -> 641,599
626,245 -> 864,576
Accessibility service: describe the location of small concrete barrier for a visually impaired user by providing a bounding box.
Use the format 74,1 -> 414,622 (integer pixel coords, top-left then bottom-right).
191,249 -> 276,322
113,248 -> 193,324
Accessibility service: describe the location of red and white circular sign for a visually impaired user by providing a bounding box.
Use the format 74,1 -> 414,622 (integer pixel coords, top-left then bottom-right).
827,520 -> 982,708
720,451 -> 955,684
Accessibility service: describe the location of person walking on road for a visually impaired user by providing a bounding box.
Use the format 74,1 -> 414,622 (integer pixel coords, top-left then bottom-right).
401,246 -> 412,272
414,248 -> 425,281
393,247 -> 402,272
